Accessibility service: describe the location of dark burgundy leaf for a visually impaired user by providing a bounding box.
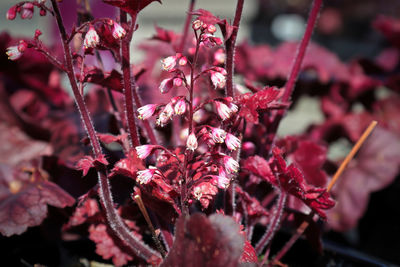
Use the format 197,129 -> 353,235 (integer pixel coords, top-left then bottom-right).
151,25 -> 180,44
327,127 -> 400,231
162,213 -> 245,267
0,163 -> 75,236
76,154 -> 109,176
110,149 -> 144,178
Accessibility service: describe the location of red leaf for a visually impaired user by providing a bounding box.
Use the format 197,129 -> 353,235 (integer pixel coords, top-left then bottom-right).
76,154 -> 109,176
64,197 -> 100,229
191,9 -> 221,25
236,87 -> 287,123
152,25 -> 180,44
110,149 -> 144,178
271,148 -> 335,219
89,223 -> 136,266
103,0 -> 161,16
327,127 -> 400,231
292,140 -> 328,187
162,214 -> 245,267
0,163 -> 75,236
240,240 -> 258,263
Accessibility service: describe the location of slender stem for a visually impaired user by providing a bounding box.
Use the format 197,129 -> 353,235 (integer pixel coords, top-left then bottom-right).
264,0 -> 323,156
120,11 -> 140,148
270,121 -> 377,265
225,0 -> 244,97
282,0 -> 322,102
134,195 -> 166,257
178,0 -> 195,53
255,191 -> 287,254
181,33 -> 201,214
50,0 -> 160,262
120,12 -> 158,146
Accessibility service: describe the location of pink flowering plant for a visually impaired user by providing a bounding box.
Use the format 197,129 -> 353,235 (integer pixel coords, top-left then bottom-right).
1,0 -> 400,266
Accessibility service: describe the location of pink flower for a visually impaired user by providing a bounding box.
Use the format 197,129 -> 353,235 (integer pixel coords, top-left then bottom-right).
20,3 -> 34,20
159,78 -> 174,94
223,155 -> 239,173
229,103 -> 238,114
174,98 -> 186,115
156,103 -> 174,126
214,101 -> 232,120
192,19 -> 203,30
216,169 -> 230,189
135,145 -> 155,159
211,128 -> 227,143
6,46 -> 22,61
136,167 -> 158,184
210,70 -> 226,89
112,22 -> 126,39
160,56 -> 177,71
137,104 -> 157,120
225,133 -> 241,151
84,26 -> 100,49
186,132 -> 198,151
173,78 -> 183,87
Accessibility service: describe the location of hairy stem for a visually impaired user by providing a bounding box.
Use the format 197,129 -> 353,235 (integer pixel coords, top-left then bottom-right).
50,0 -> 160,262
255,191 -> 287,254
225,0 -> 244,97
264,0 -> 323,155
120,11 -> 140,148
178,0 -> 195,53
120,11 -> 158,146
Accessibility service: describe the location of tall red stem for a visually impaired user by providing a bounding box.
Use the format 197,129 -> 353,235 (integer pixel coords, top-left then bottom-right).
225,0 -> 244,97
50,0 -> 160,262
178,0 -> 195,53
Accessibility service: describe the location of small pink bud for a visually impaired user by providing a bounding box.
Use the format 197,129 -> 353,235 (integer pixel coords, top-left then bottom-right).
225,133 -> 241,151
6,6 -> 17,20
137,104 -> 157,120
135,145 -> 155,159
136,168 -> 158,184
160,56 -> 177,71
229,103 -> 238,113
213,48 -> 226,65
178,56 -> 187,66
211,128 -> 227,143
17,40 -> 28,53
174,98 -> 186,115
186,132 -> 198,151
159,78 -> 174,94
215,101 -> 232,121
39,8 -> 46,16
112,22 -> 126,39
173,77 -> 183,87
20,3 -> 34,20
192,19 -> 203,30
210,71 -> 226,89
6,46 -> 22,60
223,155 -> 239,173
214,67 -> 227,75
35,29 -> 42,38
216,168 -> 230,189
84,26 -> 100,49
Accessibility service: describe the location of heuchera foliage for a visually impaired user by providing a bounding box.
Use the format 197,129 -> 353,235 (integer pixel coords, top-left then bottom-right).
1,0 -> 399,266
